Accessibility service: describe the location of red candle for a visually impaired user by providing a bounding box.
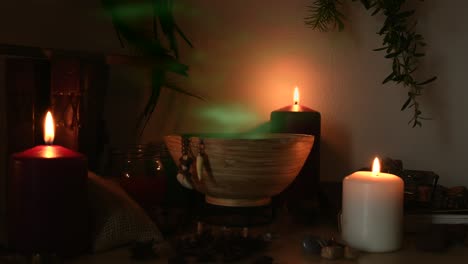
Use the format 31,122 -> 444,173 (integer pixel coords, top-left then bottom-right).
8,111 -> 89,256
270,87 -> 321,208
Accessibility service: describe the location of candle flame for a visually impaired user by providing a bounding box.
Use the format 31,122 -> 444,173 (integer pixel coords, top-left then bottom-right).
293,87 -> 300,105
44,146 -> 55,158
44,111 -> 55,145
372,157 -> 380,177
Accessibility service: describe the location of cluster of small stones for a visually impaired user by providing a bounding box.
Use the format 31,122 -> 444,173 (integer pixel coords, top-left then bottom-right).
169,228 -> 271,263
302,236 -> 359,260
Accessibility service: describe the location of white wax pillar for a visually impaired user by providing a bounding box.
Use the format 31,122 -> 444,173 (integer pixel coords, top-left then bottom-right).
342,169 -> 404,252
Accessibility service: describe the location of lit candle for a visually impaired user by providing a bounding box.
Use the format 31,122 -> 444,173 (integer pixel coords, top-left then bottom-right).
292,86 -> 300,111
342,157 -> 404,252
9,111 -> 89,256
270,87 -> 321,206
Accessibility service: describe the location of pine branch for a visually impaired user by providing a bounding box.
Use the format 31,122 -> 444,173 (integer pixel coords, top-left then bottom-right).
305,0 -> 345,31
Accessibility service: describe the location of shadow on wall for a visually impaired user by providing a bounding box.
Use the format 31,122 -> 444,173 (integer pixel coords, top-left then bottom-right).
321,120 -> 352,182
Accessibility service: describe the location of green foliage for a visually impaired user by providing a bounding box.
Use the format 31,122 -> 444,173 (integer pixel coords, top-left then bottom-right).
305,0 -> 345,31
102,0 -> 200,135
305,0 -> 437,127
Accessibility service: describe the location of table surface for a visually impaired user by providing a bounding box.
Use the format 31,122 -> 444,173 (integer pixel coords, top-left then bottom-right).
66,214 -> 468,264
2,209 -> 468,264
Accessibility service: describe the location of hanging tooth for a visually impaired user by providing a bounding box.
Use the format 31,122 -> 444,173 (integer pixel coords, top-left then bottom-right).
196,154 -> 204,181
177,173 -> 193,189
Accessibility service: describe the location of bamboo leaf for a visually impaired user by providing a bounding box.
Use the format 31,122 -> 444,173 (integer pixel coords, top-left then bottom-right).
158,0 -> 179,57
401,96 -> 412,111
373,46 -> 388,51
413,120 -> 422,127
103,0 -> 198,135
175,24 -> 193,48
393,75 -> 404,83
382,72 -> 395,84
385,52 -> 399,58
360,0 -> 371,9
164,81 -> 207,101
152,0 -> 159,39
138,69 -> 164,135
378,24 -> 388,35
417,76 -> 437,86
371,7 -> 381,16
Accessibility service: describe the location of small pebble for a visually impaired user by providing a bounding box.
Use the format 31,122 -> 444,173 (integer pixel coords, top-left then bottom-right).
302,235 -> 322,254
262,232 -> 273,242
321,245 -> 344,260
344,246 -> 360,259
328,237 -> 345,247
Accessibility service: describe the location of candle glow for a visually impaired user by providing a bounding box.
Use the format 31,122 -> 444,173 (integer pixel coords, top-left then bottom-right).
292,87 -> 300,112
44,111 -> 55,145
293,87 -> 300,105
372,157 -> 380,177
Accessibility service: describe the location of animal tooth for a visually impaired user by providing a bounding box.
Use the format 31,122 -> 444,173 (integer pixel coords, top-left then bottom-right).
196,154 -> 204,181
176,173 -> 193,189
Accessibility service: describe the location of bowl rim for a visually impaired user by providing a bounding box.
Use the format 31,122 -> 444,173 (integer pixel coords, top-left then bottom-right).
164,133 -> 314,141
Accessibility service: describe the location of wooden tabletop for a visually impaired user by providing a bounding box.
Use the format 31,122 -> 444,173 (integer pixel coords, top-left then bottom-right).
66,214 -> 468,264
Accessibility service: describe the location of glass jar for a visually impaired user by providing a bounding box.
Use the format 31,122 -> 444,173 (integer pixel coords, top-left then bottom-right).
116,144 -> 167,207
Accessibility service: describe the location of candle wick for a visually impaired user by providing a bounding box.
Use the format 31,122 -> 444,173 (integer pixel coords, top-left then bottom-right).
294,101 -> 298,105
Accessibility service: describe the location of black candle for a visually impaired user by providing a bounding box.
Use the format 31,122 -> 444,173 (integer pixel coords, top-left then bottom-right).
270,87 -> 321,210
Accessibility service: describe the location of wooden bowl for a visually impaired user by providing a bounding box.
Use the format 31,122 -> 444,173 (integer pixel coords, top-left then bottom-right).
164,133 -> 314,207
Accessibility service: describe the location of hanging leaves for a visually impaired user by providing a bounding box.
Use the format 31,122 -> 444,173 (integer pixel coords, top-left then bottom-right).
305,0 -> 346,32
102,0 -> 196,135
305,0 -> 437,127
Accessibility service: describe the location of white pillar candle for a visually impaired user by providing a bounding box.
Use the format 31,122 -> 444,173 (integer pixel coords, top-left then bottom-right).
342,158 -> 404,252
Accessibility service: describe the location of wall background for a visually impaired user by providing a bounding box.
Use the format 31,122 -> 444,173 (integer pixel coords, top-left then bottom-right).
0,0 -> 467,187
